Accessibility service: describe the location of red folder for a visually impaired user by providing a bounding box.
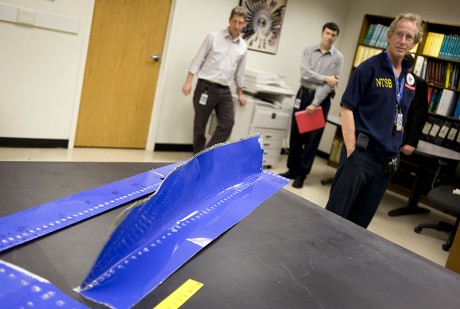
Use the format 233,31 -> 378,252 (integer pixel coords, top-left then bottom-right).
295,107 -> 326,133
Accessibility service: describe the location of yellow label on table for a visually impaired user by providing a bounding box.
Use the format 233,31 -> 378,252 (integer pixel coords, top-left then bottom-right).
153,279 -> 204,309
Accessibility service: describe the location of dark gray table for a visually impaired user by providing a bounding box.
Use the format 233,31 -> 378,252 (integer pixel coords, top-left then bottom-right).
1,162 -> 459,308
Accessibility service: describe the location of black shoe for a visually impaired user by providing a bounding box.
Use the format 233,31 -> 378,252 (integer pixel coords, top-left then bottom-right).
279,170 -> 296,179
292,177 -> 304,189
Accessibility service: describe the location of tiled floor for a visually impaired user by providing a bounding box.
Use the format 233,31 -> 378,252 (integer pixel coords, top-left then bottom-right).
0,146 -> 453,266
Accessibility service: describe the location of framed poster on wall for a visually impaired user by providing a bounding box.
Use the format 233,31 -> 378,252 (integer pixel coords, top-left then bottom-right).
239,0 -> 288,54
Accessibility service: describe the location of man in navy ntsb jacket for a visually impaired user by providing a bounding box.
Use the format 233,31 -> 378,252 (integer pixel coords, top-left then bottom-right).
326,13 -> 424,228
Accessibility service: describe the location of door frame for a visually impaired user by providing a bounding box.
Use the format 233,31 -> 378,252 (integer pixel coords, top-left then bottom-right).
145,0 -> 177,151
67,0 -> 177,151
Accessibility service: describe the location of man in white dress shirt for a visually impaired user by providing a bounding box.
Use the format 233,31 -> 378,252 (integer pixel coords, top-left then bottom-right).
182,6 -> 248,154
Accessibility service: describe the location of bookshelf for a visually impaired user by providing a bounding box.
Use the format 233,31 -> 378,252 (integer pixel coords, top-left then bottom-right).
327,14 -> 460,199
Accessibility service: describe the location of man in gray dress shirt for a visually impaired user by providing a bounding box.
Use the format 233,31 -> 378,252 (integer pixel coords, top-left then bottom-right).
280,22 -> 343,188
182,6 -> 248,154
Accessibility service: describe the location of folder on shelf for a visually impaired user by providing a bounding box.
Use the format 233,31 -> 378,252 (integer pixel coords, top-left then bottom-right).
295,107 -> 325,134
434,33 -> 445,57
369,24 -> 384,46
363,24 -> 376,45
436,89 -> 457,116
445,63 -> 452,88
413,55 -> 425,77
375,25 -> 388,48
429,89 -> 441,113
353,45 -> 365,67
439,34 -> 450,59
427,86 -> 434,105
423,32 -> 434,55
453,95 -> 460,119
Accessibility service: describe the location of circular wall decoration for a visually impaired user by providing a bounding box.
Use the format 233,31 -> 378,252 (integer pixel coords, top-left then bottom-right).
240,0 -> 288,54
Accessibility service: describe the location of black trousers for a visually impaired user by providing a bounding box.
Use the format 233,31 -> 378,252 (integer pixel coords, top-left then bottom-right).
286,87 -> 331,180
192,79 -> 234,154
326,146 -> 392,228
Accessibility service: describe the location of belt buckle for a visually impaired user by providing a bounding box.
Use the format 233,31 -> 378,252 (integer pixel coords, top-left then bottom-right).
300,86 -> 315,94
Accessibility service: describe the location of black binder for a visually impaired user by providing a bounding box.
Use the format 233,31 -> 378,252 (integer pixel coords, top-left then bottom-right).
426,118 -> 443,143
434,121 -> 452,145
420,116 -> 435,141
443,122 -> 459,149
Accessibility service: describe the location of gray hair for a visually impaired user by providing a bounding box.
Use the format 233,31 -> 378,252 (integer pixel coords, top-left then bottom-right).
388,13 -> 424,43
230,6 -> 248,22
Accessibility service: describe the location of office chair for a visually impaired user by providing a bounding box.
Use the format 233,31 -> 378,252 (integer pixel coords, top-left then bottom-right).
414,161 -> 460,251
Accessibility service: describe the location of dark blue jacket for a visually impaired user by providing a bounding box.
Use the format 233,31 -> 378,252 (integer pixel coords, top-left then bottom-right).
341,52 -> 416,160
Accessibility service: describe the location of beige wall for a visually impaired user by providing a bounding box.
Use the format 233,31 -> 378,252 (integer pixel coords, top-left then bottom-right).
0,0 -> 94,140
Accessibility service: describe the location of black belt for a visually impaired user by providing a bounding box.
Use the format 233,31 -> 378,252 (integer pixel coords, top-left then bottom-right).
199,79 -> 228,89
356,132 -> 400,175
300,86 -> 316,94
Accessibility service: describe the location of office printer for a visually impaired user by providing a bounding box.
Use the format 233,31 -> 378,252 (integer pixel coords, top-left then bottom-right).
231,68 -> 294,167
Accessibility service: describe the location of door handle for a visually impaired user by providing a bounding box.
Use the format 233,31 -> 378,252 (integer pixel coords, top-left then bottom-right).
150,54 -> 161,62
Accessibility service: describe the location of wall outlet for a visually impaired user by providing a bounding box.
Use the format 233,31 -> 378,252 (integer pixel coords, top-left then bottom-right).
16,8 -> 35,26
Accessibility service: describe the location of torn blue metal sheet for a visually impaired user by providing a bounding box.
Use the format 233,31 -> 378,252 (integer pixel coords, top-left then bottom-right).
0,163 -> 181,253
77,135 -> 289,309
0,259 -> 88,309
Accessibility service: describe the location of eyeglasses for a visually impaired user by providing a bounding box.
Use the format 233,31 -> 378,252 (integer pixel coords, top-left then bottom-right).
393,31 -> 415,43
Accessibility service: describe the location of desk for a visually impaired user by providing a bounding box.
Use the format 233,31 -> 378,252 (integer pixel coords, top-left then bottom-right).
388,140 -> 460,216
1,162 -> 460,308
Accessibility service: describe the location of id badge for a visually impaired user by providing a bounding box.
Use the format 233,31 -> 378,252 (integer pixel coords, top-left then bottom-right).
395,113 -> 403,132
199,92 -> 208,105
294,98 -> 301,109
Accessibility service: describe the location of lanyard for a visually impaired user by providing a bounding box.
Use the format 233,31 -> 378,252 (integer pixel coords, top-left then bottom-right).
383,52 -> 405,105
